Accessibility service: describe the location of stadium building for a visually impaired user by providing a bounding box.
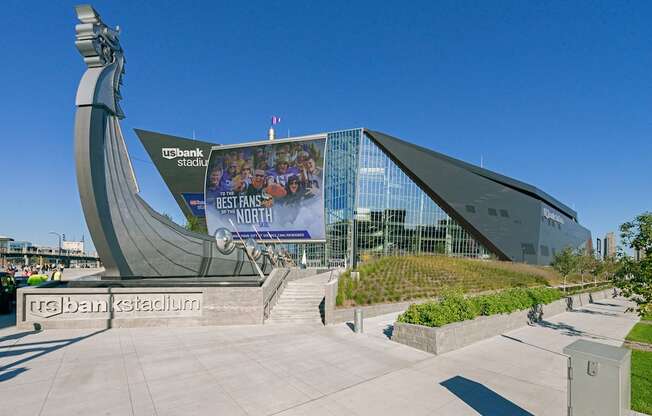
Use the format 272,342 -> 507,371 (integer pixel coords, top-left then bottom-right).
136,128 -> 591,268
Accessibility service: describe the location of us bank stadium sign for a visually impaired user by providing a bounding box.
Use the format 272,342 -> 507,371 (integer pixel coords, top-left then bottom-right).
161,147 -> 208,167
25,293 -> 202,321
543,207 -> 565,224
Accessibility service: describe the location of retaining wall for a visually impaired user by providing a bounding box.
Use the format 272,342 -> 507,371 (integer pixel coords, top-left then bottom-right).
392,287 -> 616,355
323,277 -> 424,325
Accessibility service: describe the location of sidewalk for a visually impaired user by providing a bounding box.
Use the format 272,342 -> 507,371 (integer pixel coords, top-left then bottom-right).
0,297 -> 640,415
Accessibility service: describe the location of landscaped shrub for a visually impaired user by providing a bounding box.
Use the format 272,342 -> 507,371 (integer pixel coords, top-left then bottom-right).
27,275 -> 49,286
397,287 -> 561,327
335,255 -> 586,307
398,291 -> 477,327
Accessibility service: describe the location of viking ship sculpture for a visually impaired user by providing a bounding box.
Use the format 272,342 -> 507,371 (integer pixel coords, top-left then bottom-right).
73,5 -> 273,280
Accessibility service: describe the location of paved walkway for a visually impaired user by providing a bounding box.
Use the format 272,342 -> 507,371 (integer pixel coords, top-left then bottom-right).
0,297 -> 639,415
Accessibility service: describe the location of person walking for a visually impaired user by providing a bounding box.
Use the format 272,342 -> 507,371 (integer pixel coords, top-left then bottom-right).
52,266 -> 63,281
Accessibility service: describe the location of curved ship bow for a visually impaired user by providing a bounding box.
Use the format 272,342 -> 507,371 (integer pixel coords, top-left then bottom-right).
73,5 -> 265,279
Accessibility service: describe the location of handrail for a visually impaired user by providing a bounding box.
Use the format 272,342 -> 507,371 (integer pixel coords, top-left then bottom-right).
263,269 -> 291,320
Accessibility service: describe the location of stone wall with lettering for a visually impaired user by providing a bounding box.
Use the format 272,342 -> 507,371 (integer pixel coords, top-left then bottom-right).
16,286 -> 263,329
24,293 -> 202,321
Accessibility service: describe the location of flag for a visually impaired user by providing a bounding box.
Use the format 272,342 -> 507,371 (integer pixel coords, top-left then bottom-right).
271,116 -> 281,125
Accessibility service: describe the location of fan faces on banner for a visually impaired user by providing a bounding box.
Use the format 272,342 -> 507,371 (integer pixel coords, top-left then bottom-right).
204,138 -> 326,240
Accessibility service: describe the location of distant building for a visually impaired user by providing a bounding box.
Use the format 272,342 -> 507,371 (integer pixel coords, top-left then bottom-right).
0,236 -> 14,268
0,235 -> 98,268
9,240 -> 33,251
603,232 -> 616,259
62,240 -> 85,254
0,236 -> 13,251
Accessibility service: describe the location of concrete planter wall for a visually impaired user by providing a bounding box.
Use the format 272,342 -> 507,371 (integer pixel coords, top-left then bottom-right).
392,288 -> 615,355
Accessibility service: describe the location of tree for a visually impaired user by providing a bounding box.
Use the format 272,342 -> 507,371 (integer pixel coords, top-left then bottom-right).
576,249 -> 597,287
614,212 -> 652,317
620,212 -> 652,256
184,216 -> 207,234
600,256 -> 619,281
551,247 -> 577,291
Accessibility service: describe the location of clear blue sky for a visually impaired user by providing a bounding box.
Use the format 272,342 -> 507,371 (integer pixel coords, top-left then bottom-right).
1,1 -> 650,252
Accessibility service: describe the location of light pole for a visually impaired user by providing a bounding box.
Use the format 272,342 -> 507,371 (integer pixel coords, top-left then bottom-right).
49,231 -> 61,267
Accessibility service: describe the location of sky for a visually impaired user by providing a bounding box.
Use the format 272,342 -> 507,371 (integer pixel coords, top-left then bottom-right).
1,0 -> 650,252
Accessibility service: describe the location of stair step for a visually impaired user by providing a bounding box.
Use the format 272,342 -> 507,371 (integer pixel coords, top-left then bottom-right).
270,312 -> 321,316
281,291 -> 323,295
280,291 -> 323,294
272,312 -> 320,316
266,275 -> 329,325
273,304 -> 321,309
272,305 -> 320,308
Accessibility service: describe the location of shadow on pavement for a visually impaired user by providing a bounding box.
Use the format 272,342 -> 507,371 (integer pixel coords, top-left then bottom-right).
0,330 -> 40,344
0,328 -> 108,383
535,319 -> 603,339
441,375 -> 534,416
591,301 -> 621,308
573,308 -> 619,317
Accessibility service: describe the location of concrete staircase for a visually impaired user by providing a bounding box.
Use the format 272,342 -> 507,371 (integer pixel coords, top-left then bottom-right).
266,274 -> 330,324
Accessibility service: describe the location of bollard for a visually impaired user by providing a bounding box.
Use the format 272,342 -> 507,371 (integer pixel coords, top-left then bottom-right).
354,308 -> 363,333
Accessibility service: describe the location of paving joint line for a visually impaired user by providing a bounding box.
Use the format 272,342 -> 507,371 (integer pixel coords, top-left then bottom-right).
175,328 -> 252,416
36,333 -> 73,416
266,353 -> 436,416
130,328 -> 159,416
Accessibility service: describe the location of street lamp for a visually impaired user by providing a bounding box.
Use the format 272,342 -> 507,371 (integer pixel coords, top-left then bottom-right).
49,231 -> 61,266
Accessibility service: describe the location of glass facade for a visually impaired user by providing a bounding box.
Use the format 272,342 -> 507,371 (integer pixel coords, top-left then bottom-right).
324,129 -> 492,267
324,129 -> 361,267
275,128 -> 493,267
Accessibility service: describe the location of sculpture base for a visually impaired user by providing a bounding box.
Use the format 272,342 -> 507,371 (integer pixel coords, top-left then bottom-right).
15,268 -> 308,329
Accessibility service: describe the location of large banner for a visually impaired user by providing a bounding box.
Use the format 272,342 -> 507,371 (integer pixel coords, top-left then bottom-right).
204,138 -> 326,240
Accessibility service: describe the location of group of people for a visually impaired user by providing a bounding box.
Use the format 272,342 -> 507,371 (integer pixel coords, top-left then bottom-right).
3,263 -> 65,281
206,141 -> 324,212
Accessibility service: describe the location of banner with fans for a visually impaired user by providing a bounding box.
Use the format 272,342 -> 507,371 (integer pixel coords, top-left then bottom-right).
204,138 -> 326,241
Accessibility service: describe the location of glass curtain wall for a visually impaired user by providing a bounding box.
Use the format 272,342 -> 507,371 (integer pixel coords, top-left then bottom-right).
280,242 -> 325,268
324,129 -> 492,267
324,129 -> 361,267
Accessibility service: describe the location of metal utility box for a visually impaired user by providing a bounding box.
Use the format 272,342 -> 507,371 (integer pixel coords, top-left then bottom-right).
563,339 -> 631,416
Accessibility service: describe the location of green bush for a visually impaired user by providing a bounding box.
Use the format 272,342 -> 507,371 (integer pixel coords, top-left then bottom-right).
27,274 -> 49,286
398,290 -> 477,327
397,287 -> 561,327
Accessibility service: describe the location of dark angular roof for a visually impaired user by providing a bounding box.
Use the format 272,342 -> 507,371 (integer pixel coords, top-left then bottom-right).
366,130 -> 577,221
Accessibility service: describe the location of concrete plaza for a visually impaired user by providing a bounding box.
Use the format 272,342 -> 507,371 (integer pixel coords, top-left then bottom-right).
0,297 -> 640,415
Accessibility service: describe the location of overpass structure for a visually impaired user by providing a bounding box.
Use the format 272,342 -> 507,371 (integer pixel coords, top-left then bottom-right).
0,247 -> 100,268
